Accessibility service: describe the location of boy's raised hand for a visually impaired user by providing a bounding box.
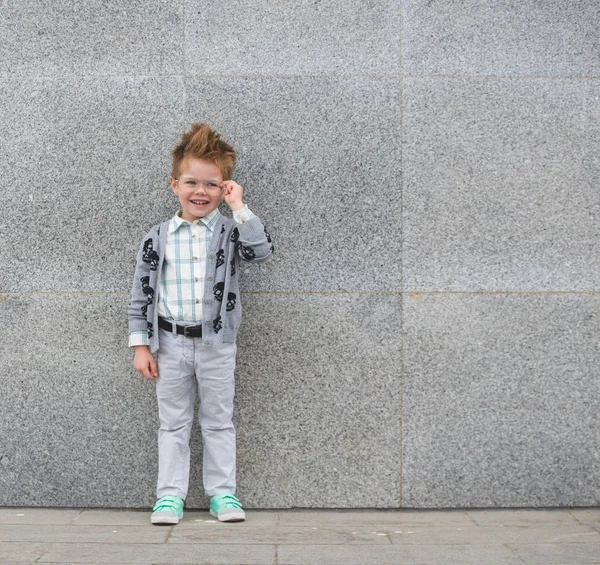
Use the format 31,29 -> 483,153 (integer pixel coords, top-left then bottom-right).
221,180 -> 244,212
133,346 -> 158,380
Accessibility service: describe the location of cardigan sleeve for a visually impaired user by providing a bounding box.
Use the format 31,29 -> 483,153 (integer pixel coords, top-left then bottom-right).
234,213 -> 274,264
127,228 -> 156,337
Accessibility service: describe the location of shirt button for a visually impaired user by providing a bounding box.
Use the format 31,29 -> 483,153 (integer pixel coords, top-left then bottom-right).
192,234 -> 197,239
208,253 -> 215,259
193,256 -> 198,260
204,339 -> 210,345
204,298 -> 211,304
206,275 -> 214,281
195,299 -> 199,304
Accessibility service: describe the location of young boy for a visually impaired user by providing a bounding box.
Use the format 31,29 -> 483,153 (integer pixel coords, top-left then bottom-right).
128,122 -> 273,525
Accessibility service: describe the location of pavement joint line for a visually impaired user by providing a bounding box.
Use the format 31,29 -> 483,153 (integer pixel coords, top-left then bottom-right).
67,509 -> 85,525
164,524 -> 175,544
568,509 -> 582,525
33,542 -> 51,563
502,541 -> 527,565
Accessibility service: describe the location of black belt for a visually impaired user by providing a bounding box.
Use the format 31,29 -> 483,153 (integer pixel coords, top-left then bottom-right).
158,317 -> 203,338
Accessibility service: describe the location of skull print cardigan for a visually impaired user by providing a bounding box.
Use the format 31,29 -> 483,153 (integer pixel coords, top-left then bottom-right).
128,211 -> 273,352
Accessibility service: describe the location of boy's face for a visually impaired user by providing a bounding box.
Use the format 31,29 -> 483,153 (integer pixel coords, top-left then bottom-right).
170,157 -> 223,222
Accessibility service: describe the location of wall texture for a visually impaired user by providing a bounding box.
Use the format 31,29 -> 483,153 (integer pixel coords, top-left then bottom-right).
0,0 -> 598,509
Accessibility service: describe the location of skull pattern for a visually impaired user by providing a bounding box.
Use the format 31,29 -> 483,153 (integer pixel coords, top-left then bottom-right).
230,227 -> 239,243
264,226 -> 272,243
216,249 -> 225,268
142,238 -> 159,271
226,292 -> 237,312
141,276 -> 154,298
140,276 -> 154,314
213,281 -> 224,301
239,243 -> 255,261
230,257 -> 236,276
264,226 -> 274,252
213,315 -> 223,333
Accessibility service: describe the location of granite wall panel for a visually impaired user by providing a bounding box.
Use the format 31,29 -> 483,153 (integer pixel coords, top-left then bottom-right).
0,77 -> 185,293
403,76 -> 600,292
0,0 -> 183,78
185,76 -> 402,292
216,292 -> 402,509
0,292 -> 401,508
184,0 -> 401,75
403,0 -> 600,77
0,293 -> 157,507
402,292 -> 600,508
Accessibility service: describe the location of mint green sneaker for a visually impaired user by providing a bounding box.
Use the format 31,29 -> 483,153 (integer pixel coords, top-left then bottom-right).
151,495 -> 184,525
209,494 -> 246,522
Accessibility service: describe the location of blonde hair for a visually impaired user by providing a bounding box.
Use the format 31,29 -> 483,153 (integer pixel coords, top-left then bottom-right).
171,122 -> 236,179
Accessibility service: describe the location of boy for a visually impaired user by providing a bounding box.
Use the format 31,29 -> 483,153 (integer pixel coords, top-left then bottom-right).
128,123 -> 273,525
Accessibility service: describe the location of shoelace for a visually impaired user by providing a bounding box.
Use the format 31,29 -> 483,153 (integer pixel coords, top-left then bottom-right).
153,495 -> 182,512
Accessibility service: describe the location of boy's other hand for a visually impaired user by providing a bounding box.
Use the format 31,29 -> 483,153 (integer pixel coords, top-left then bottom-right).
133,346 -> 158,380
221,180 -> 244,211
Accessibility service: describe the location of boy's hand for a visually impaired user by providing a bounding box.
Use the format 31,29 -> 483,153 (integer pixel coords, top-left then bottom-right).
133,346 -> 158,380
221,180 -> 244,212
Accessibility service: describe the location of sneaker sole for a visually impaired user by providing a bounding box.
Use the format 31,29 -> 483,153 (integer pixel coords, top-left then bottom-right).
151,513 -> 183,525
210,508 -> 246,522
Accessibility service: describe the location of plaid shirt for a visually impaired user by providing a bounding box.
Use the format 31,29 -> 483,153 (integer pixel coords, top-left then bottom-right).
129,206 -> 253,346
159,208 -> 221,323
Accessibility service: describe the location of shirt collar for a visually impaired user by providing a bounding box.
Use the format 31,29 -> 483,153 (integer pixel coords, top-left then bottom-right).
169,209 -> 221,234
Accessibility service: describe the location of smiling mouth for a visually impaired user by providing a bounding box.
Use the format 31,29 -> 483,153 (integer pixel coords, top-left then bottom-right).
190,200 -> 209,205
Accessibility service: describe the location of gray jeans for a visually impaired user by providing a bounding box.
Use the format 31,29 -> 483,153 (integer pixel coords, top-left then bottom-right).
155,326 -> 237,499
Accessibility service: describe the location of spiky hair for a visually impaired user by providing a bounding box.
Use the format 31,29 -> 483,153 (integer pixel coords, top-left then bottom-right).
171,122 -> 236,180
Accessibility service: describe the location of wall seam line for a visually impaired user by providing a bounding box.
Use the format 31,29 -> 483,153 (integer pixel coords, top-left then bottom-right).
0,73 -> 404,80
0,74 -> 598,81
399,0 -> 405,509
2,290 -> 600,296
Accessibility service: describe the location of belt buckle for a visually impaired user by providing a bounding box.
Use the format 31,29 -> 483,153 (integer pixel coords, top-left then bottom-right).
183,324 -> 201,338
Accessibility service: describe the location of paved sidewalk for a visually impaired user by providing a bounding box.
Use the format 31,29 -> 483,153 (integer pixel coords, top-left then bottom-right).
0,507 -> 599,564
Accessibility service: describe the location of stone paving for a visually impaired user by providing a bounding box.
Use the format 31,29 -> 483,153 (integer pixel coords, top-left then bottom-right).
0,507 -> 599,564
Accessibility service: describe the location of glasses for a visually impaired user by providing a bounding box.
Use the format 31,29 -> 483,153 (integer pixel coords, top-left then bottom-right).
175,175 -> 223,195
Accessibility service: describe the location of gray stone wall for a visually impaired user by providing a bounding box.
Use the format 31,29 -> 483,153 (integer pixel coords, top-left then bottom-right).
0,1 -> 598,509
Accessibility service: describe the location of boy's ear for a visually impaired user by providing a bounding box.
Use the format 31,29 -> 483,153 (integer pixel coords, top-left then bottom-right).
169,176 -> 178,194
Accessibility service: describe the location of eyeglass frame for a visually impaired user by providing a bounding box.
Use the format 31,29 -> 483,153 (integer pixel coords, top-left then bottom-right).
173,175 -> 224,195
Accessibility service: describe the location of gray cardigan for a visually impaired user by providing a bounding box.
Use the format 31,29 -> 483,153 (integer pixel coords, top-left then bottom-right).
128,212 -> 273,352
